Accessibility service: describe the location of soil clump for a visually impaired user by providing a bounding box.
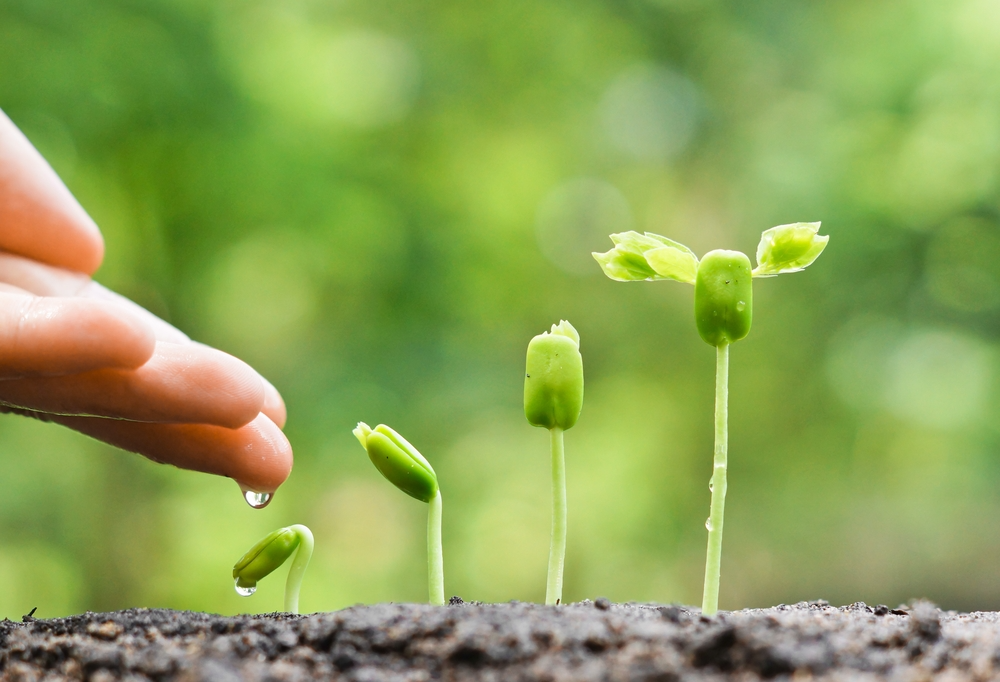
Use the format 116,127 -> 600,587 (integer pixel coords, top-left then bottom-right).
1,599 -> 995,681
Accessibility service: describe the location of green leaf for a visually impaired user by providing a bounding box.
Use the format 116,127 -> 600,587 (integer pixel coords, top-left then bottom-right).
594,231 -> 698,282
645,245 -> 698,283
753,222 -> 829,277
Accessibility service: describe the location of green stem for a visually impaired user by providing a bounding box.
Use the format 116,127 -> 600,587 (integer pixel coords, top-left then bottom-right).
427,490 -> 444,605
284,524 -> 314,614
546,427 -> 566,606
702,343 -> 729,616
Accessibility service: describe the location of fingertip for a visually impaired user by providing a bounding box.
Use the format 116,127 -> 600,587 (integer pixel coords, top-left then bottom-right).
259,375 -> 287,428
234,413 -> 294,494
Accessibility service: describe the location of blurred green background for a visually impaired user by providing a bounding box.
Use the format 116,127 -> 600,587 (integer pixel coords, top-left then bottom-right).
3,0 -> 1000,618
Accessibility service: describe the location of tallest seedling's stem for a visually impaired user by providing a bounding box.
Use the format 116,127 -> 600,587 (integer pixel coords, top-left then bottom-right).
546,427 -> 567,605
702,344 -> 729,615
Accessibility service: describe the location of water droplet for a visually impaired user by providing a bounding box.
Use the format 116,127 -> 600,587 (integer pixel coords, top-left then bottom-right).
234,579 -> 256,597
705,517 -> 714,531
709,481 -> 714,492
736,301 -> 746,312
244,490 -> 273,509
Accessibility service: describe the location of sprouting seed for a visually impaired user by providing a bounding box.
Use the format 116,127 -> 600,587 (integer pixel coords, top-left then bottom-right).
594,222 -> 828,615
232,524 -> 314,614
524,320 -> 584,606
354,422 -> 444,606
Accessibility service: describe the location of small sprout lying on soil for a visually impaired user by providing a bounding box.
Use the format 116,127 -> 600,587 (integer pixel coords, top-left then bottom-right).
354,422 -> 445,605
233,524 -> 314,614
524,320 -> 584,606
594,223 -> 828,616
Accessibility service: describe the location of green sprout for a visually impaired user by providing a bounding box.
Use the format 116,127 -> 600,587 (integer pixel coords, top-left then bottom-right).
232,524 -> 314,614
354,422 -> 444,605
524,320 -> 584,606
594,222 -> 828,615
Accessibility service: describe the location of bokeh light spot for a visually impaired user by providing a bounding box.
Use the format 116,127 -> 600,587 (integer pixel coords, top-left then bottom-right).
599,64 -> 700,162
884,329 -> 992,429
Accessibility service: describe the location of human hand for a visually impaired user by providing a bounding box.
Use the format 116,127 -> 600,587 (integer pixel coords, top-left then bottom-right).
0,109 -> 292,499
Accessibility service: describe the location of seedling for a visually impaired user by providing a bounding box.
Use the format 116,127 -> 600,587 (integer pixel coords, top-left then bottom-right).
232,524 -> 314,614
524,320 -> 584,606
354,422 -> 445,605
594,222 -> 828,615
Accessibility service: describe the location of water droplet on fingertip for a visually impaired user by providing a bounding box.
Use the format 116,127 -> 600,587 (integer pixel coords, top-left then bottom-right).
235,579 -> 256,597
243,490 -> 273,509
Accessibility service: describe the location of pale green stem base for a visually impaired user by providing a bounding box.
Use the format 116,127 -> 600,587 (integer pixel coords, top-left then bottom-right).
428,490 -> 445,605
701,344 -> 729,616
284,524 -> 314,614
546,427 -> 567,606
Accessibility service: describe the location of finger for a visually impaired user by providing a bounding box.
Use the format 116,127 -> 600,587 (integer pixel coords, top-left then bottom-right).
0,253 -> 190,343
0,342 -> 265,428
260,375 -> 287,428
0,110 -> 104,274
47,412 -> 294,493
78,281 -> 190,343
0,292 -> 155,378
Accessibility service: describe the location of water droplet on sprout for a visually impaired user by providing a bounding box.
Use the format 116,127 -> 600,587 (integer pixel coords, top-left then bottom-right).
736,301 -> 746,312
235,579 -> 256,597
244,490 -> 273,509
709,481 -> 714,492
705,517 -> 714,531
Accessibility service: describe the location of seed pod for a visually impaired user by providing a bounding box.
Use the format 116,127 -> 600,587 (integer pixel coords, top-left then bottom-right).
695,250 -> 753,347
524,320 -> 584,430
354,422 -> 438,503
233,527 -> 299,590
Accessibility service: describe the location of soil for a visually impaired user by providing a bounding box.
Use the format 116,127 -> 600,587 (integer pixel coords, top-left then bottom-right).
1,598 -> 997,681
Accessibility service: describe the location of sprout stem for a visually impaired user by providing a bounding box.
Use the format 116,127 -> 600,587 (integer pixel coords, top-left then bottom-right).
702,344 -> 729,615
284,524 -> 314,614
546,426 -> 567,606
427,490 -> 445,605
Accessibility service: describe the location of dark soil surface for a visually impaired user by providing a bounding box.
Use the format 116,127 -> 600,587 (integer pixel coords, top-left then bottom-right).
2,599 -> 998,681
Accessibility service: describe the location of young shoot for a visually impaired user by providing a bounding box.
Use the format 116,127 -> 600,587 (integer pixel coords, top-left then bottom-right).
594,222 -> 828,615
232,524 -> 314,614
524,320 -> 584,606
354,422 -> 444,605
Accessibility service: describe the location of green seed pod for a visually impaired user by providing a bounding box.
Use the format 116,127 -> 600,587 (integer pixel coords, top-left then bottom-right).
524,320 -> 584,430
354,422 -> 438,503
233,527 -> 299,589
695,250 -> 753,347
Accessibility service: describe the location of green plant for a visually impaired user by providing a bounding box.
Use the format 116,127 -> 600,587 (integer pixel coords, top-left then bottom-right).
232,524 -> 314,614
594,222 -> 828,615
354,422 -> 445,605
524,320 -> 584,606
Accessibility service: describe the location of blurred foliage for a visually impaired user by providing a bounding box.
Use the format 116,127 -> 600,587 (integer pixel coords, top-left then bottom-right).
3,0 -> 1000,617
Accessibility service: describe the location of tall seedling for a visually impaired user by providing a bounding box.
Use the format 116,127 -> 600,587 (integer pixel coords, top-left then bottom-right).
594,223 -> 828,615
